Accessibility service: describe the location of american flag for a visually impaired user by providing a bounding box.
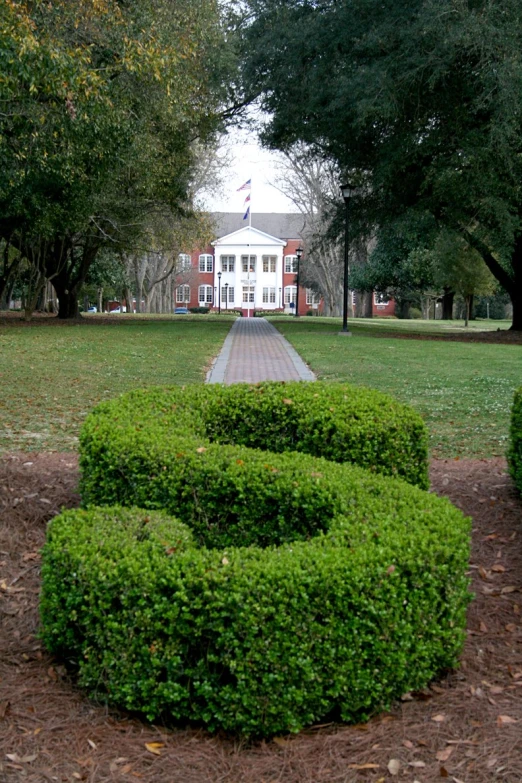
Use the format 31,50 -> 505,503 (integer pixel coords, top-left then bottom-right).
237,179 -> 251,191
243,206 -> 250,220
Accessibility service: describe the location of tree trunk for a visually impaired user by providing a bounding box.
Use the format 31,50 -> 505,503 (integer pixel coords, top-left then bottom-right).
465,295 -> 470,327
442,288 -> 454,320
53,278 -> 80,319
124,286 -> 133,314
97,286 -> 103,313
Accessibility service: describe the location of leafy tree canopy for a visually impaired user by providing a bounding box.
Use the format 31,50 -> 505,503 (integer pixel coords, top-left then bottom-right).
241,0 -> 522,328
0,0 -> 232,316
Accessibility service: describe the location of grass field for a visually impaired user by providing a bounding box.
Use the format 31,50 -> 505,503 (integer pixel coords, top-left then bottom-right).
0,316 -> 231,452
273,318 -> 521,459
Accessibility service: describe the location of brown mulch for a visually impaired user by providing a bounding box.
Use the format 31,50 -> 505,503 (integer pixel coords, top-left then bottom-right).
1,454 -> 521,782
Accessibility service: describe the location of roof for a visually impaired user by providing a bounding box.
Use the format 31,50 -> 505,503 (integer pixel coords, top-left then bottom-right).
212,225 -> 286,247
210,212 -> 306,242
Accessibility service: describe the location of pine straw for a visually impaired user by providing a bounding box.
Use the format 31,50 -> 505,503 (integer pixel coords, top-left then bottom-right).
0,453 -> 521,782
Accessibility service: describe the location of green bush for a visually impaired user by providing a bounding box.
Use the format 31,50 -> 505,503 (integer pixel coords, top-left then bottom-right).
79,382 -> 430,507
39,381 -> 470,736
188,306 -> 210,314
508,387 -> 522,494
41,469 -> 471,736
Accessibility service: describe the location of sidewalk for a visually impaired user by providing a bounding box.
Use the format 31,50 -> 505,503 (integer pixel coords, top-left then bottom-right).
206,318 -> 316,384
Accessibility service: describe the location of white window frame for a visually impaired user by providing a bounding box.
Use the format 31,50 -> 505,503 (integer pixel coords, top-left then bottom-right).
374,291 -> 389,306
178,253 -> 191,271
284,255 -> 298,273
221,255 -> 235,273
241,255 -> 256,273
176,285 -> 190,303
306,289 -> 321,305
223,286 -> 234,305
199,254 -> 213,273
262,287 -> 276,303
284,285 -> 297,305
242,285 -> 255,303
198,285 -> 213,304
262,255 -> 277,273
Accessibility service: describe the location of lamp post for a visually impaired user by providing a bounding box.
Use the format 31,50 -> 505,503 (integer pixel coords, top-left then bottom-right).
279,287 -> 282,309
225,282 -> 228,311
217,270 -> 222,315
295,245 -> 303,317
340,183 -> 354,335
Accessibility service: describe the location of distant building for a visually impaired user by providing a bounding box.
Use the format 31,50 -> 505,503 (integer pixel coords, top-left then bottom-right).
175,213 -> 395,317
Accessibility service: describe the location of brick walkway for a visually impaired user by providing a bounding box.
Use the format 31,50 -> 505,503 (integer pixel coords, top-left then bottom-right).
206,318 -> 316,384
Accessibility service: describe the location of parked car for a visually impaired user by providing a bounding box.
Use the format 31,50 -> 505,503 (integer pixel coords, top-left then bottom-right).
109,306 -> 126,314
87,306 -> 97,313
174,307 -> 189,314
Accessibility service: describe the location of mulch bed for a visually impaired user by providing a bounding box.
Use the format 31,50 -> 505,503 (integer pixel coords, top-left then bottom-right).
1,453 -> 521,782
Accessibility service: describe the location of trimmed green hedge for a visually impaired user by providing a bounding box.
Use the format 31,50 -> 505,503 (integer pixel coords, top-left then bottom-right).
41,472 -> 471,736
79,382 -> 430,507
508,387 -> 522,494
39,381 -> 470,736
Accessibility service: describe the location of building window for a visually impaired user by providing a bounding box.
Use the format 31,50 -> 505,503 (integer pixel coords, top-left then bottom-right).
262,255 -> 277,273
306,289 -> 321,305
284,255 -> 298,273
242,285 -> 255,303
284,285 -> 297,305
198,285 -> 213,304
178,253 -> 191,271
222,286 -> 234,305
176,285 -> 190,303
262,287 -> 276,303
199,254 -> 213,273
221,255 -> 235,272
374,291 -> 389,306
241,255 -> 256,273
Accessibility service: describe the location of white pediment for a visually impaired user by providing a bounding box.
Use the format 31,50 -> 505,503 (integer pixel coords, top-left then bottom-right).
212,225 -> 286,247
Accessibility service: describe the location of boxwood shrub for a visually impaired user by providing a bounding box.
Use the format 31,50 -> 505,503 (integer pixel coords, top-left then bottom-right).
79,382 -> 429,508
39,381 -> 470,736
508,387 -> 522,494
41,463 -> 471,736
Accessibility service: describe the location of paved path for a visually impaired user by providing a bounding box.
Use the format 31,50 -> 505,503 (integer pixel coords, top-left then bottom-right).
206,318 -> 316,384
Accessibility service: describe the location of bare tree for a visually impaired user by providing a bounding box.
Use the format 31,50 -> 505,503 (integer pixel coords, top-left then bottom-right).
270,145 -> 374,317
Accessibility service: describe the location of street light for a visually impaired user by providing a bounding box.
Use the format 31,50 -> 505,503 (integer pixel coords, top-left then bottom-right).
295,245 -> 303,318
217,270 -> 222,315
340,183 -> 354,335
224,282 -> 228,310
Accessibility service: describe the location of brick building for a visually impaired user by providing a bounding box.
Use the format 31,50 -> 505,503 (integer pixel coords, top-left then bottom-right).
175,213 -> 395,317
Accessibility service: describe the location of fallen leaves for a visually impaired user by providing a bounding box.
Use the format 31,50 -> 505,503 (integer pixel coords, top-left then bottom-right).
497,715 -> 517,726
436,746 -> 454,762
387,758 -> 401,776
5,753 -> 38,763
144,742 -> 165,755
431,713 -> 446,722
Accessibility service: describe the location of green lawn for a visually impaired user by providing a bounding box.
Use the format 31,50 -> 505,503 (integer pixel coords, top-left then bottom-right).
0,317 -> 231,452
273,318 -> 521,459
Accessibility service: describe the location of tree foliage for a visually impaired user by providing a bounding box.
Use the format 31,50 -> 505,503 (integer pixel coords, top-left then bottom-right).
0,0 -> 231,317
241,0 -> 522,329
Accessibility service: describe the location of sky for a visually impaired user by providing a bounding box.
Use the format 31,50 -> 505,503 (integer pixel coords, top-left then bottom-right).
200,126 -> 300,215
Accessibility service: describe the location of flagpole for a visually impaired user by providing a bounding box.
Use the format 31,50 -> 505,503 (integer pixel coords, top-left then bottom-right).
248,180 -> 251,316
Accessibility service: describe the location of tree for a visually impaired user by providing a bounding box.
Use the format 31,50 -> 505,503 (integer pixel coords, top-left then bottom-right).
241,0 -> 522,329
431,232 -> 496,326
0,0 -> 232,318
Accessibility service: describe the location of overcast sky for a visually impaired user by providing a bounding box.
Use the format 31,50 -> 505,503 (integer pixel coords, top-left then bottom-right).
200,125 -> 300,215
